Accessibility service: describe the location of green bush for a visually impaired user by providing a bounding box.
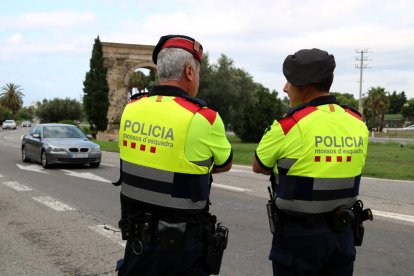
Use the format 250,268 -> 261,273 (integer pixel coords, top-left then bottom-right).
81,126 -> 92,135
0,105 -> 12,122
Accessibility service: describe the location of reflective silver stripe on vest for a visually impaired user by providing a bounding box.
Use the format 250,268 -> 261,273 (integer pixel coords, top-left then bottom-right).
190,157 -> 214,167
121,183 -> 207,210
276,197 -> 356,214
313,177 -> 356,190
123,160 -> 174,183
277,158 -> 297,170
275,175 -> 357,191
275,175 -> 358,213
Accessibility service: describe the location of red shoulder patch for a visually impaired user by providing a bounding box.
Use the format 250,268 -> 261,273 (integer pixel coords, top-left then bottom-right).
198,108 -> 217,125
279,117 -> 296,135
174,97 -> 200,113
174,97 -> 217,124
279,106 -> 317,135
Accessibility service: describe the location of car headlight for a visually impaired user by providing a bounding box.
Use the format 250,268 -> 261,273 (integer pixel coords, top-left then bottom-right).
49,145 -> 66,152
91,146 -> 101,152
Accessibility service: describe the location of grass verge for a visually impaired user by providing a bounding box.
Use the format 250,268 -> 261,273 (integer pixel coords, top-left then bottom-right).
95,137 -> 414,181
363,142 -> 414,180
95,140 -> 119,152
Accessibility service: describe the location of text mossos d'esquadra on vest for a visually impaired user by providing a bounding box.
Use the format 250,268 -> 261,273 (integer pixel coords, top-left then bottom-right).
314,135 -> 364,155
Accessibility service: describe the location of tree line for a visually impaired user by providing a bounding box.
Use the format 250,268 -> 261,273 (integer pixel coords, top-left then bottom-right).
362,88 -> 414,131
0,82 -> 35,123
3,36 -> 414,139
197,54 -> 284,142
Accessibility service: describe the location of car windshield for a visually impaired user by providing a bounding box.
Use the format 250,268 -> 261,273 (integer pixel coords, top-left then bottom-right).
43,126 -> 85,139
5,120 -> 14,123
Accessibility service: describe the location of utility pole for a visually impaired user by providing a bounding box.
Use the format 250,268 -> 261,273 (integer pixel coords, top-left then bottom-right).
355,49 -> 370,114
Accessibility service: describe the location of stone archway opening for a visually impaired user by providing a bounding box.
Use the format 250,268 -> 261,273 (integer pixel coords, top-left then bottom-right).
127,67 -> 154,98
97,42 -> 155,141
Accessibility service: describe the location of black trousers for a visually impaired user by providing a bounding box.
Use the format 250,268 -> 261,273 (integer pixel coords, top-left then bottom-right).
270,220 -> 355,276
118,238 -> 209,276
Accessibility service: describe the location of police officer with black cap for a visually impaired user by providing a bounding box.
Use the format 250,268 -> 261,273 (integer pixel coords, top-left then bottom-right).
115,34 -> 232,275
253,48 -> 372,275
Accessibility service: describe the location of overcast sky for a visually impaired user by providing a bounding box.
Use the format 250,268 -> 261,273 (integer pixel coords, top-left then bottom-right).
1,0 -> 413,106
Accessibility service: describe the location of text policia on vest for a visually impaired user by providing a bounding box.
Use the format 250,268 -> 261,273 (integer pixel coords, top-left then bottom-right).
122,120 -> 174,148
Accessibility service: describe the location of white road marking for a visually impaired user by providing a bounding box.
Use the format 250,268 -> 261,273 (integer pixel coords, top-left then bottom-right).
3,181 -> 33,191
32,196 -> 76,211
230,169 -> 254,174
60,169 -> 111,183
4,135 -> 14,140
232,164 -> 250,168
16,163 -> 48,173
373,210 -> 414,224
363,177 -> 414,184
88,224 -> 126,247
212,182 -> 251,193
101,163 -> 115,167
212,181 -> 414,224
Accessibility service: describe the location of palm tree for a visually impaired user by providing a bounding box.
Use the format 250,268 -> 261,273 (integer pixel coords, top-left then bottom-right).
0,82 -> 25,114
128,71 -> 147,97
363,86 -> 389,131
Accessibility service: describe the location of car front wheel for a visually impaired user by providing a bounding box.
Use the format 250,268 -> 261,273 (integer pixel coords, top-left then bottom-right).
41,150 -> 49,168
22,146 -> 30,162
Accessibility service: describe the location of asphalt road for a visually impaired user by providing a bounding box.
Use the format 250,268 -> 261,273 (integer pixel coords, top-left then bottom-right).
1,127 -> 413,275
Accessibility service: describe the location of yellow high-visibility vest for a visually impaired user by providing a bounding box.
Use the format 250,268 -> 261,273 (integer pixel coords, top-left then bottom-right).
256,99 -> 369,214
118,95 -> 219,212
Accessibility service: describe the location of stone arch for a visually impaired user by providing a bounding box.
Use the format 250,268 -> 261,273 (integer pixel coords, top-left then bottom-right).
98,42 -> 155,141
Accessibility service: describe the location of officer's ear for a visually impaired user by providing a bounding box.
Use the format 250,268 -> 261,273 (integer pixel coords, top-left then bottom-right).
184,64 -> 195,82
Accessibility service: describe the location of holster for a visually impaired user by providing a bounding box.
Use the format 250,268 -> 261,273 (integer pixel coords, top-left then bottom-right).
267,200 -> 282,236
266,185 -> 282,236
352,200 -> 373,246
206,215 -> 229,275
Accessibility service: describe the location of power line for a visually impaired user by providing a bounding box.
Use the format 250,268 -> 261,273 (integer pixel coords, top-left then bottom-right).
355,49 -> 371,113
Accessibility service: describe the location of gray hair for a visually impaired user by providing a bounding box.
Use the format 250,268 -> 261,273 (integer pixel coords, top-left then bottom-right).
157,48 -> 199,82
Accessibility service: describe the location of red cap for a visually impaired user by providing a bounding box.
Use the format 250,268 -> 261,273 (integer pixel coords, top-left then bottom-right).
152,35 -> 203,64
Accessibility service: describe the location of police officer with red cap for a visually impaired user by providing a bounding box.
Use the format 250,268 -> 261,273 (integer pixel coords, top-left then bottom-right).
253,48 -> 372,275
115,35 -> 232,275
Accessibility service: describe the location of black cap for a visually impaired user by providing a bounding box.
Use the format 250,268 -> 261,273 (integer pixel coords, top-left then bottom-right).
283,48 -> 336,86
152,34 -> 203,64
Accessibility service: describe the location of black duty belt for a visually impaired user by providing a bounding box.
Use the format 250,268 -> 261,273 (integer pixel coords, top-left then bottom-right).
281,208 -> 355,232
184,223 -> 203,239
120,219 -> 203,242
281,212 -> 332,228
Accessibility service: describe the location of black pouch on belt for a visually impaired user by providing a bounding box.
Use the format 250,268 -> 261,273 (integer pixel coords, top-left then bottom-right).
331,208 -> 354,232
157,220 -> 186,250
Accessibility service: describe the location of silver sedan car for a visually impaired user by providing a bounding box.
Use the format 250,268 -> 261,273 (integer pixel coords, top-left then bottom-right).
2,119 -> 17,130
21,123 -> 101,168
403,124 -> 414,131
